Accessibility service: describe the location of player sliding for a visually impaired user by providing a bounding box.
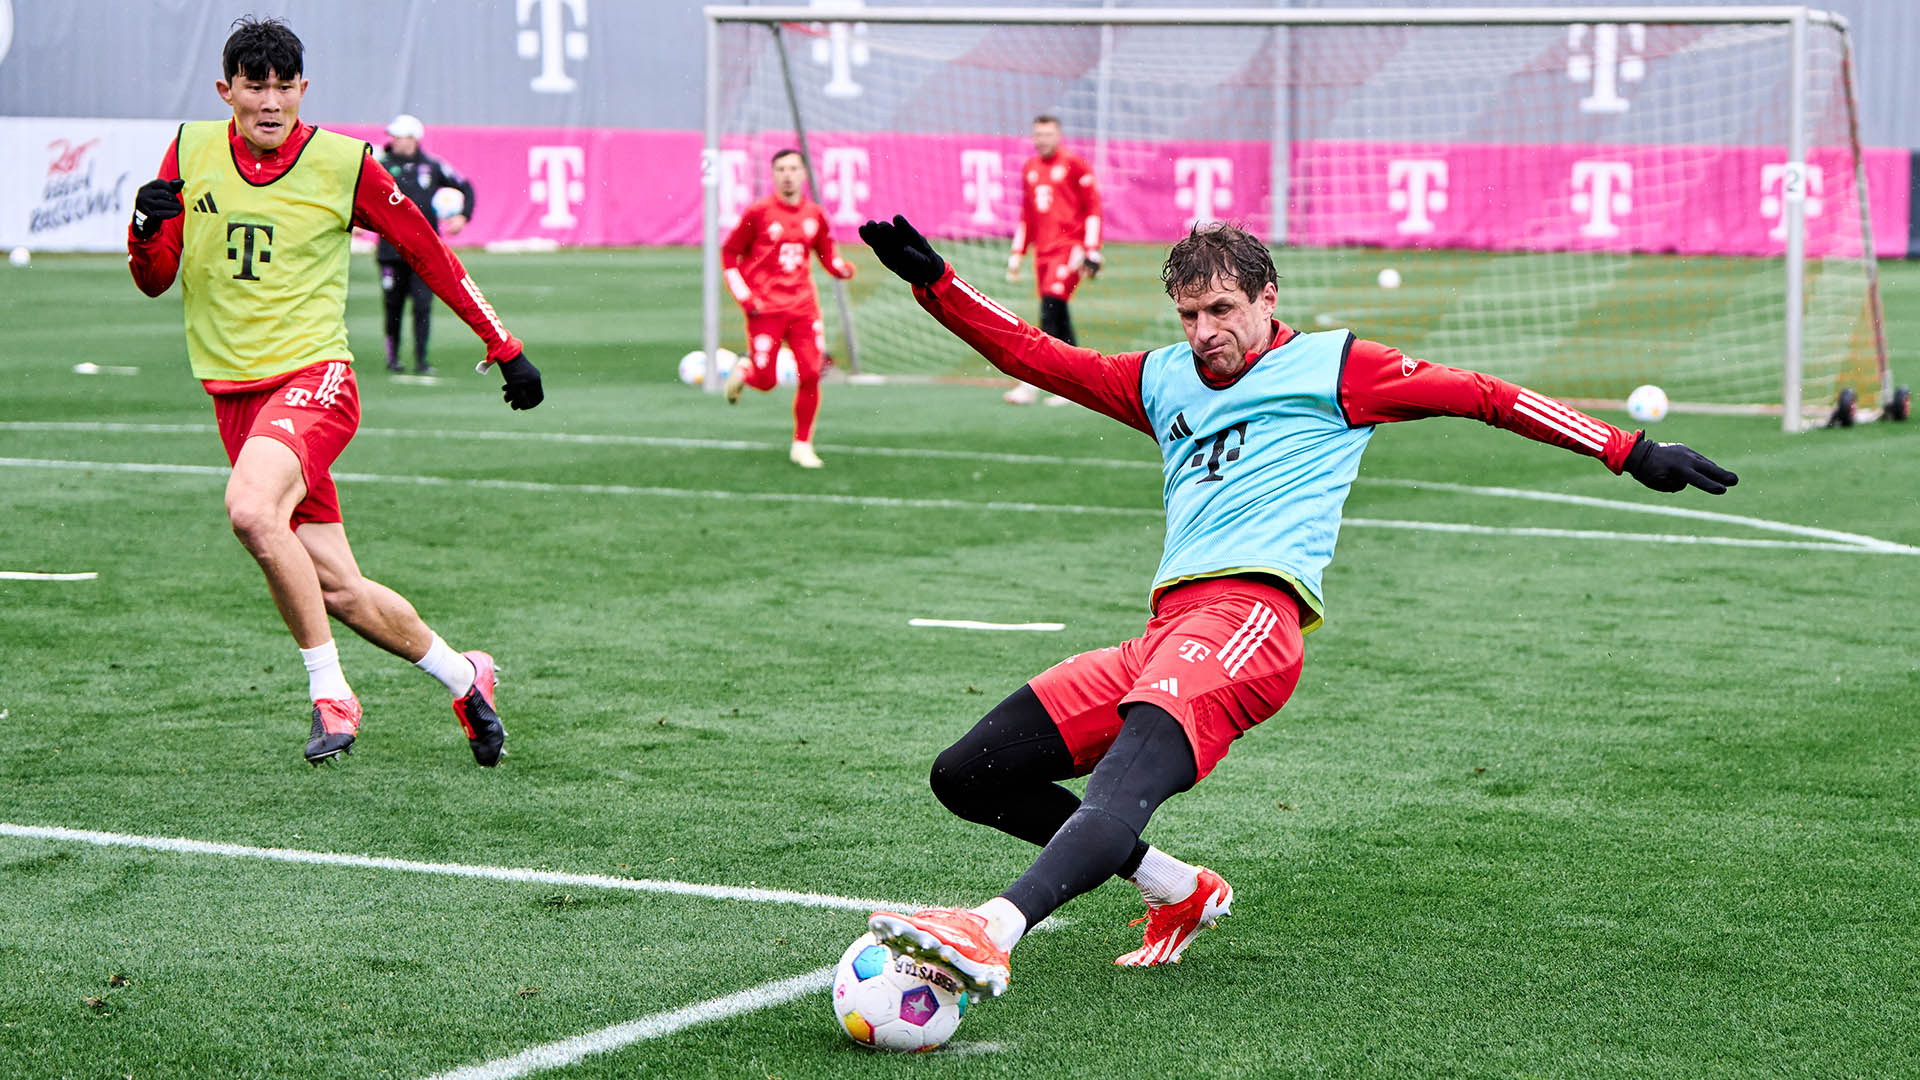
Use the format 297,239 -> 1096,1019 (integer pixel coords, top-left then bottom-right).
856,215 -> 1737,999
126,16 -> 543,766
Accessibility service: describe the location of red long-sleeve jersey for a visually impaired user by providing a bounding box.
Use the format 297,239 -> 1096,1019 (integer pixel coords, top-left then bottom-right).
127,120 -> 521,391
1011,149 -> 1102,261
911,266 -> 1640,472
720,193 -> 853,317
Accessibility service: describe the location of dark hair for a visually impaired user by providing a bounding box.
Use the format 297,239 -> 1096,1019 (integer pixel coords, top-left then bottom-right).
1161,222 -> 1276,301
770,148 -> 804,167
223,16 -> 304,82
1032,114 -> 1061,128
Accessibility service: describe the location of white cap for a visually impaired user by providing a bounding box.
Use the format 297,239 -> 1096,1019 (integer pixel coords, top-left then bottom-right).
386,114 -> 425,139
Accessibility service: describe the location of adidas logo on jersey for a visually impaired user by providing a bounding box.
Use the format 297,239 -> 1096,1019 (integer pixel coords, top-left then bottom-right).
1166,412 -> 1193,442
192,193 -> 219,214
271,418 -> 295,435
1150,677 -> 1179,697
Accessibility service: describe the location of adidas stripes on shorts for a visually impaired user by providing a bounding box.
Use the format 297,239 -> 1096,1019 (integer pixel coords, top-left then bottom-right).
212,360 -> 361,527
1028,576 -> 1304,780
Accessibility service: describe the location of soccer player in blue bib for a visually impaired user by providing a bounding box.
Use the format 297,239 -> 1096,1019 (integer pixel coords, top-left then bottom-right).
855,215 -> 1737,1000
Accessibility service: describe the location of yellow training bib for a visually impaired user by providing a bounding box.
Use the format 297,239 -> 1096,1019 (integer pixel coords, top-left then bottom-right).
175,121 -> 366,382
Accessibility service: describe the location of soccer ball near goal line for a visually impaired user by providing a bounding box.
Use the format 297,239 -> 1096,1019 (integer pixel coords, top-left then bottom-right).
677,348 -> 738,387
831,932 -> 969,1052
1627,384 -> 1669,424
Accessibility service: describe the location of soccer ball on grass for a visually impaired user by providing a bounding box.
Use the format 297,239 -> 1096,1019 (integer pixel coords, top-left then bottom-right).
831,932 -> 968,1052
677,348 -> 738,387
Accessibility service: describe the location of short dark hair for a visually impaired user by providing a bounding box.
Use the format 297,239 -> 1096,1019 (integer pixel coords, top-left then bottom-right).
771,148 -> 804,167
223,16 -> 304,82
1161,222 -> 1276,301
1032,114 -> 1061,128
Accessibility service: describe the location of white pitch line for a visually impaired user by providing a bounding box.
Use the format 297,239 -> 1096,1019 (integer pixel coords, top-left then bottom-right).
421,967 -> 833,1080
910,618 -> 1066,631
0,822 -> 910,912
3,455 -> 1913,556
0,570 -> 97,580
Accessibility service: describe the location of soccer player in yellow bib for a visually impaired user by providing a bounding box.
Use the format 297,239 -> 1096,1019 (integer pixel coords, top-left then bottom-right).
127,16 -> 543,766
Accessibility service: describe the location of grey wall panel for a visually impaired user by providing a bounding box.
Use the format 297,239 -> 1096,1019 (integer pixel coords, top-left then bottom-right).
0,0 -> 1915,146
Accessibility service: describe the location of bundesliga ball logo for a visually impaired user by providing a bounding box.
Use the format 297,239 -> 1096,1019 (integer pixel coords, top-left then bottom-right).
831,932 -> 969,1052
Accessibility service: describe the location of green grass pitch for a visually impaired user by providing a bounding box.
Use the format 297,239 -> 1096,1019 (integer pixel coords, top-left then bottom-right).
1,247 -> 1917,1078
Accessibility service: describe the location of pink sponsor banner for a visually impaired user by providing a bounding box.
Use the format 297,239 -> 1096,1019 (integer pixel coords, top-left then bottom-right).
318,123 -> 1909,259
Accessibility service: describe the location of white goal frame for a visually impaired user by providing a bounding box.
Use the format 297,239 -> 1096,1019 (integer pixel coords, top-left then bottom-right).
703,5 -> 1890,431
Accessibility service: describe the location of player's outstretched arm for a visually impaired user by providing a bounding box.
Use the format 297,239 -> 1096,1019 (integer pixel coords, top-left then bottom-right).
861,215 -> 1151,433
1621,433 -> 1738,494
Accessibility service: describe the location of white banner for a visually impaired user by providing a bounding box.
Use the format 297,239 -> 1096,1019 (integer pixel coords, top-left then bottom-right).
1,117 -> 181,252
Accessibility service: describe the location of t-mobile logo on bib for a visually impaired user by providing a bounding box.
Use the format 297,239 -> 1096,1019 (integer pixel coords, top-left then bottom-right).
516,0 -> 589,94
1174,158 -> 1232,228
1567,23 -> 1645,115
1387,159 -> 1448,235
809,0 -> 870,99
819,147 -> 870,225
1761,163 -> 1825,241
960,150 -> 1005,225
528,146 -> 586,228
1570,160 -> 1632,238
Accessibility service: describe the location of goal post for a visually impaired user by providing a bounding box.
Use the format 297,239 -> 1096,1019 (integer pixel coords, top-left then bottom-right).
704,5 -> 1891,429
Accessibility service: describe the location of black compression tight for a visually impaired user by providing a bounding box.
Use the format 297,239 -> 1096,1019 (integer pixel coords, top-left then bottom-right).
928,687 -> 1198,927
1038,296 -> 1075,345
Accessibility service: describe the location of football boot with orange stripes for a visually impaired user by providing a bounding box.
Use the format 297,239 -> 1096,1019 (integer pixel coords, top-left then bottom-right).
868,907 -> 1011,999
1114,866 -> 1233,967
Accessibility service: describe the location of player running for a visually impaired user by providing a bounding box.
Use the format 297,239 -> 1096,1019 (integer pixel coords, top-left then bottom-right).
856,215 -> 1737,999
1003,114 -> 1102,406
721,149 -> 856,469
126,16 -> 544,766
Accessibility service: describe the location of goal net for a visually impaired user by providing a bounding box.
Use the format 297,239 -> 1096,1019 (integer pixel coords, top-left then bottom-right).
705,6 -> 1890,427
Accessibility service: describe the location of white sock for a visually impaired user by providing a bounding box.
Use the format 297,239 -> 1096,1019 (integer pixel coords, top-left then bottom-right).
300,640 -> 354,702
415,634 -> 476,697
1127,846 -> 1200,907
973,896 -> 1028,953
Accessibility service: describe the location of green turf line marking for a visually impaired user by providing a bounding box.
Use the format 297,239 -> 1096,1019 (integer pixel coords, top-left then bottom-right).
3,456 -> 1913,556
0,822 -> 912,912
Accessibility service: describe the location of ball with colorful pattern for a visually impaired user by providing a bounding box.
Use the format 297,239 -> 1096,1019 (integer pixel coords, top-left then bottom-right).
831,931 -> 969,1052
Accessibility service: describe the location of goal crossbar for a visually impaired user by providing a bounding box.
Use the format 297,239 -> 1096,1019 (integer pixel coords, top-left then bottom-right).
705,6 -> 1850,30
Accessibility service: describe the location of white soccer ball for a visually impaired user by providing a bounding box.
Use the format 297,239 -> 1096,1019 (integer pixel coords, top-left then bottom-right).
775,346 -> 799,387
8,246 -> 29,268
430,186 -> 466,220
677,348 -> 739,387
1376,267 -> 1401,289
832,932 -> 969,1052
1626,383 -> 1669,423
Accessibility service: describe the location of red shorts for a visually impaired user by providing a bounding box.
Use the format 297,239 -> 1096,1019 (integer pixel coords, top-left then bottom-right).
1029,577 -> 1304,781
1034,254 -> 1083,301
742,309 -> 826,390
211,361 -> 361,527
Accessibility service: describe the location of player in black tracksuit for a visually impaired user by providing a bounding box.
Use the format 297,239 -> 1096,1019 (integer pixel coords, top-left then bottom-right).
377,116 -> 475,374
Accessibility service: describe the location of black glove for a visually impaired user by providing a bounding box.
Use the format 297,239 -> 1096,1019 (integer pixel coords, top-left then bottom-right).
857,215 -> 946,288
1083,249 -> 1104,279
1622,432 -> 1738,494
131,179 -> 185,239
497,354 -> 543,410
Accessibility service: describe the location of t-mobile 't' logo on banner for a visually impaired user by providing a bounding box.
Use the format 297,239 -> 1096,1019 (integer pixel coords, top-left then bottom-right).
528,146 -> 586,228
810,0 -> 869,99
819,147 -> 870,224
1761,163 -> 1825,241
1174,158 -> 1232,228
1387,159 -> 1448,235
1567,23 -> 1645,115
1570,160 -> 1632,238
715,149 -> 752,228
960,150 -> 1005,225
517,0 -> 589,94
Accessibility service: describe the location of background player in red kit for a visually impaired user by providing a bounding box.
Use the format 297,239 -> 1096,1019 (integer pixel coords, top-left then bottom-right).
126,17 -> 543,766
855,214 -> 1736,1001
1004,114 -> 1102,406
720,149 -> 856,469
